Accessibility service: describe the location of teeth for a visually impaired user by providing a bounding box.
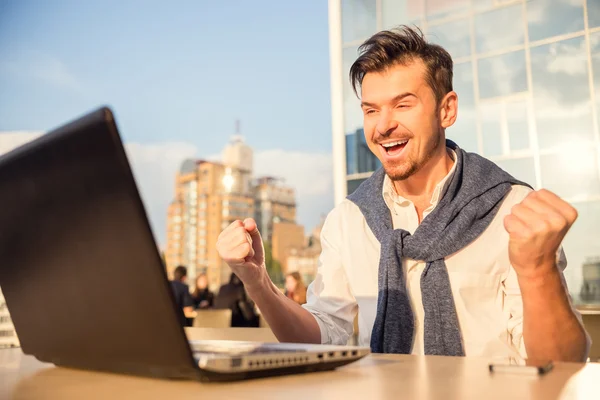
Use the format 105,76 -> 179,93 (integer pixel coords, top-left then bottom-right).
381,140 -> 408,148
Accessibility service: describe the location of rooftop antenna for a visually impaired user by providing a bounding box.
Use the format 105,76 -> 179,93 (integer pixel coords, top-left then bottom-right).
231,119 -> 243,143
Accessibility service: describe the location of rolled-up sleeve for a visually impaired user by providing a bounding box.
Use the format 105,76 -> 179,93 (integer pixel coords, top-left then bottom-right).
302,208 -> 357,345
504,247 -> 592,359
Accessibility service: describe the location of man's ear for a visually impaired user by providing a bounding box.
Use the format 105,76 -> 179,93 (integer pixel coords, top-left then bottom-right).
439,91 -> 458,129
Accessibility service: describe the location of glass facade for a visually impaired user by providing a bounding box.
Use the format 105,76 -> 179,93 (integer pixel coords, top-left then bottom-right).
336,0 -> 600,305
346,128 -> 381,178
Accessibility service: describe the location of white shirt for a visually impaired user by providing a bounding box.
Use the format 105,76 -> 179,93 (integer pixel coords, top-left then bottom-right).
302,153 -> 584,360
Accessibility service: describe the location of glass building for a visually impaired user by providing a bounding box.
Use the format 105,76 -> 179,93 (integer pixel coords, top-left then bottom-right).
328,0 -> 600,305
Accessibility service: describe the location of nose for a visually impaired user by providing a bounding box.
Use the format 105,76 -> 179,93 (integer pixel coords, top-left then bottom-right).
375,110 -> 398,137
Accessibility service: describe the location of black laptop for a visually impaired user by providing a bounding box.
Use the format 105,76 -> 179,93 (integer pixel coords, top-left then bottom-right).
0,107 -> 369,382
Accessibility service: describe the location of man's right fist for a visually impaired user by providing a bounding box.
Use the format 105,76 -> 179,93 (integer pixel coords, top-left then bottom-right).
216,218 -> 266,288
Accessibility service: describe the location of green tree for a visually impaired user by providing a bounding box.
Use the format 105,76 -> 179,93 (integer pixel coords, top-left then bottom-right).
263,241 -> 284,287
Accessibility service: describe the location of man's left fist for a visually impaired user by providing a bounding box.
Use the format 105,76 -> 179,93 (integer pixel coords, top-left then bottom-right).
503,189 -> 577,278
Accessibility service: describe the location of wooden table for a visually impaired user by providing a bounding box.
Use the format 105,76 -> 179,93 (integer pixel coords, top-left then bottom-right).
1,329 -> 599,400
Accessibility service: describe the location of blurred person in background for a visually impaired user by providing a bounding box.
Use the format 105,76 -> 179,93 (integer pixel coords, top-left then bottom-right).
191,273 -> 214,309
169,265 -> 195,327
214,273 -> 259,327
285,272 -> 307,305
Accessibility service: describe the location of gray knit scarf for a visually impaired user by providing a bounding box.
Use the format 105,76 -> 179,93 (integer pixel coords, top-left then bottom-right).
348,140 -> 529,355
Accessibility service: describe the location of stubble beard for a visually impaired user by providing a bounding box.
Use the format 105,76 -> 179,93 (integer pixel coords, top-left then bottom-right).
383,130 -> 442,182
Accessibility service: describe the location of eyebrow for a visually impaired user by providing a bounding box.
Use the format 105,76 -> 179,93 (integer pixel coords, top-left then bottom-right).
361,92 -> 417,108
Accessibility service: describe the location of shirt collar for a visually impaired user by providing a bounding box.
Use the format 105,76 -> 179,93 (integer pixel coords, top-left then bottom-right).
382,148 -> 457,211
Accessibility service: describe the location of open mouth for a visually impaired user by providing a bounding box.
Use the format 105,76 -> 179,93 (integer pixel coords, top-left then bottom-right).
381,139 -> 409,157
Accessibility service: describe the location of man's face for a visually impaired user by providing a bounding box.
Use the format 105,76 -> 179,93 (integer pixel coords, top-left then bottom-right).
360,59 -> 450,181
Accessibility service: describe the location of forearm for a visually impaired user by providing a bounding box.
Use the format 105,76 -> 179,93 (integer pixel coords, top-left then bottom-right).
519,267 -> 588,362
183,307 -> 195,318
246,274 -> 321,344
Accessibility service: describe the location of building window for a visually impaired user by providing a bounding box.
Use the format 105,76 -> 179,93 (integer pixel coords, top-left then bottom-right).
337,0 -> 600,305
429,17 -> 471,59
531,37 -> 593,150
527,0 -> 584,43
477,51 -> 528,99
341,0 -> 376,43
346,178 -> 366,196
474,5 -> 523,54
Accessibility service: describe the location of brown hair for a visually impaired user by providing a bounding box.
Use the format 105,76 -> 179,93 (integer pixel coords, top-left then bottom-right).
349,25 -> 453,104
286,272 -> 307,305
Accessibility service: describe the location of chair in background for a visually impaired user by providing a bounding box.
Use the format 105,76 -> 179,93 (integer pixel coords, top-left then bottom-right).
349,314 -> 359,346
192,309 -> 232,329
581,311 -> 600,362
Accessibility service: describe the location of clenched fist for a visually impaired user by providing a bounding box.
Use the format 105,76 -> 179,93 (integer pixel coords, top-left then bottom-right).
503,189 -> 578,279
216,218 -> 267,288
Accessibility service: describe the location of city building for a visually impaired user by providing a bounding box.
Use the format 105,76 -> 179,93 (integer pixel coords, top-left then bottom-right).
345,128 -> 381,194
165,124 -> 310,289
0,134 -> 41,349
271,221 -> 306,273
0,289 -> 19,348
328,0 -> 600,303
252,176 -> 297,243
165,137 -> 255,291
287,218 -> 325,285
252,175 -> 304,276
223,133 -> 253,173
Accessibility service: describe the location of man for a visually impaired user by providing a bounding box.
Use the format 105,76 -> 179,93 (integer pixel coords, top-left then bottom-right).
216,26 -> 590,361
170,265 -> 195,327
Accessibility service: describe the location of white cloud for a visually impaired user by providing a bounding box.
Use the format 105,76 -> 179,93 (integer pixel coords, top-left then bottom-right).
124,142 -> 199,247
525,1 -> 545,24
253,149 -> 334,232
0,131 -> 43,153
471,8 -> 524,51
483,54 -> 523,98
546,40 -> 588,76
590,33 -> 600,49
534,95 -> 591,119
526,0 -> 584,25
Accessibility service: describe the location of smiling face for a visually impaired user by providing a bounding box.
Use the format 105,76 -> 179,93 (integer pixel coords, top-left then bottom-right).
360,59 -> 454,181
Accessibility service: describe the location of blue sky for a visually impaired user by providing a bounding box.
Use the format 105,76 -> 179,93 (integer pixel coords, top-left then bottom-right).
0,0 -> 332,152
0,1 -> 335,244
